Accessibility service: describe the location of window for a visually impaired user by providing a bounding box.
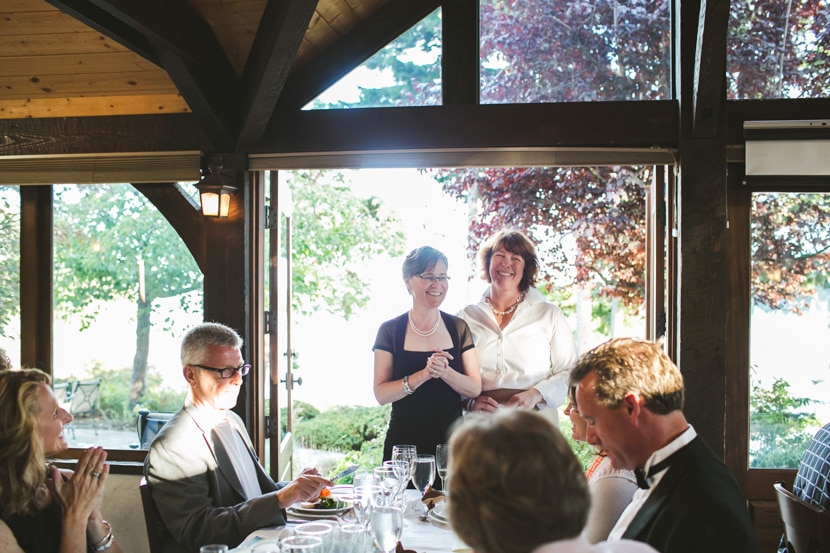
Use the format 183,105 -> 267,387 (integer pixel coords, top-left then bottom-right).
749,192 -> 830,468
727,0 -> 830,99
480,0 -> 672,103
0,186 -> 20,367
52,184 -> 202,451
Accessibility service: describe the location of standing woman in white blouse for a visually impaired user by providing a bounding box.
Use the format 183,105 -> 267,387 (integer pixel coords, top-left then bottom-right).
458,229 -> 577,423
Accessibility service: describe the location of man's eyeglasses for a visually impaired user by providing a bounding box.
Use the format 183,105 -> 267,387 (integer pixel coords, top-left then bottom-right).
190,363 -> 251,379
415,274 -> 451,284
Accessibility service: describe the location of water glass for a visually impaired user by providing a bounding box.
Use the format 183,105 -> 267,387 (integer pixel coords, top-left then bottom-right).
199,546 -> 228,553
251,540 -> 281,553
411,454 -> 436,495
350,484 -> 380,530
338,522 -> 367,553
294,521 -> 335,553
352,470 -> 376,489
279,535 -> 323,552
370,505 -> 403,553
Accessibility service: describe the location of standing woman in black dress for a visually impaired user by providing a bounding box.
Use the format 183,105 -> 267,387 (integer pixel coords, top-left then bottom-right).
373,246 -> 481,461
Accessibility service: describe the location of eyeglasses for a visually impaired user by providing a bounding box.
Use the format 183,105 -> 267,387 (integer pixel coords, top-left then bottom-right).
190,363 -> 251,379
415,274 -> 451,284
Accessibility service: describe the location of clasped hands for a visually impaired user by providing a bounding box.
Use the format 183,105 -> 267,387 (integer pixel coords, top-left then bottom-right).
468,388 -> 543,413
425,350 -> 453,379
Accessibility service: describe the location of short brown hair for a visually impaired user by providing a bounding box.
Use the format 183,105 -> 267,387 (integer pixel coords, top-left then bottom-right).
477,230 -> 539,292
448,409 -> 590,553
569,337 -> 684,414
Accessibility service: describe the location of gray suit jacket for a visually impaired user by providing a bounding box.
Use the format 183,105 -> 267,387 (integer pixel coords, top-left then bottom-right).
144,404 -> 286,553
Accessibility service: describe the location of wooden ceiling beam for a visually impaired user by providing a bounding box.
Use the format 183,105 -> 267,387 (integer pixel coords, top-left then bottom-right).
692,0 -> 729,138
236,0 -> 318,149
44,0 -> 159,65
49,0 -> 240,150
275,0 -> 442,111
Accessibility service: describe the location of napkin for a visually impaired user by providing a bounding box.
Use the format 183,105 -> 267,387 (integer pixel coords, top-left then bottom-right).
452,538 -> 473,553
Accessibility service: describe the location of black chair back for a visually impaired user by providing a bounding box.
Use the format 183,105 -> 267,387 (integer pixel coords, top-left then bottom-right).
774,480 -> 830,553
139,476 -> 165,553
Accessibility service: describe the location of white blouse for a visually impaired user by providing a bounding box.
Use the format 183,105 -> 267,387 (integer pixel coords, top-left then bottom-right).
458,286 -> 578,413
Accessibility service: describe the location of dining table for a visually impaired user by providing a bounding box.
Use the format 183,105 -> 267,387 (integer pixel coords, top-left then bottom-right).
229,489 -> 470,553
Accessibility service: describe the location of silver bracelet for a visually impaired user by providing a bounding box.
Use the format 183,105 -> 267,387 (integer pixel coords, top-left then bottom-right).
402,375 -> 415,395
89,521 -> 114,552
466,398 -> 476,412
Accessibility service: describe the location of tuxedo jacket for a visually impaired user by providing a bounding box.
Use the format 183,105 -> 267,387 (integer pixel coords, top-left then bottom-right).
621,437 -> 757,553
144,405 -> 285,553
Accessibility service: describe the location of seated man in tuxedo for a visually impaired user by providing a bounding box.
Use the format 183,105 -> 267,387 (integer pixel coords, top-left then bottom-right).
570,337 -> 756,553
778,421 -> 830,552
145,322 -> 331,553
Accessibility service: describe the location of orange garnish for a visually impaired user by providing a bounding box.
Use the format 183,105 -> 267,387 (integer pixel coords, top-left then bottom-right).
320,488 -> 331,498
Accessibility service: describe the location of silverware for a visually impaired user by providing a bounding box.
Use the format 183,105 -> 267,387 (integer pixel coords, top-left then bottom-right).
328,464 -> 359,482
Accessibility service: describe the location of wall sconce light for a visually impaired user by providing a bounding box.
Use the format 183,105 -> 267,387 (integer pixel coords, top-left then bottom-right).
196,173 -> 237,217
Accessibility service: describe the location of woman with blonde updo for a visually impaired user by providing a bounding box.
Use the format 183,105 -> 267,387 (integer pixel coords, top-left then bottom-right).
0,368 -> 124,553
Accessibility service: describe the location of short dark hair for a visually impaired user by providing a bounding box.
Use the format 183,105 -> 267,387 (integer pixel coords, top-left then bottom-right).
477,230 -> 539,292
401,246 -> 448,279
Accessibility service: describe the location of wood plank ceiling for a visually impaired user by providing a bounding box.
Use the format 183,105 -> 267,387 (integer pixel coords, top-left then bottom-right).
0,0 -> 410,151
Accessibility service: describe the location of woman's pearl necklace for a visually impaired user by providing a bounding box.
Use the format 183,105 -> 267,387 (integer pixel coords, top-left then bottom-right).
485,292 -> 526,317
409,310 -> 441,337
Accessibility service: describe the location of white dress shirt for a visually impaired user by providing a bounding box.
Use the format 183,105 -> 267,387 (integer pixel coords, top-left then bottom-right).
458,286 -> 577,414
531,535 -> 659,553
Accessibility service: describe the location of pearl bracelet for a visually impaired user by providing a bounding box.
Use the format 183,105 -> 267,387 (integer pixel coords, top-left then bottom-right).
402,375 -> 415,395
89,521 -> 114,552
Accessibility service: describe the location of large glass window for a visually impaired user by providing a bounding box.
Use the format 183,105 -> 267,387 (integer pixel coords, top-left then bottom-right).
728,0 -> 830,99
749,192 -> 830,468
52,184 -> 203,450
0,186 -> 21,367
480,0 -> 672,103
305,9 -> 442,109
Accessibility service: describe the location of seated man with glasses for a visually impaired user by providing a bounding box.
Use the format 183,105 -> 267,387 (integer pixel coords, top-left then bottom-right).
144,322 -> 331,553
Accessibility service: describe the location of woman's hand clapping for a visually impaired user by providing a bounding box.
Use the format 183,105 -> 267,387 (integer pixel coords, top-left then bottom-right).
47,446 -> 108,522
426,350 -> 454,379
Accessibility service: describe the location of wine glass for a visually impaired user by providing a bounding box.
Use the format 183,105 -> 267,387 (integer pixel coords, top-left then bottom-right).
391,444 -> 417,482
435,443 -> 449,491
370,503 -> 403,553
383,459 -> 410,499
351,483 -> 379,531
373,465 -> 402,506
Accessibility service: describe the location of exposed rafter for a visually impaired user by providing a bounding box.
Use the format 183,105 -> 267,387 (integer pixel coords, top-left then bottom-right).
236,0 -> 319,149
275,0 -> 442,111
46,0 -> 240,150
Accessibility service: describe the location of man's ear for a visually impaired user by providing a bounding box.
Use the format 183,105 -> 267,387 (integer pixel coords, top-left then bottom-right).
183,365 -> 198,386
622,391 -> 642,420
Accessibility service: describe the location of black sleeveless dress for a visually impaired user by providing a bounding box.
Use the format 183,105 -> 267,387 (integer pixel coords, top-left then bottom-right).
2,501 -> 62,553
373,311 -> 475,461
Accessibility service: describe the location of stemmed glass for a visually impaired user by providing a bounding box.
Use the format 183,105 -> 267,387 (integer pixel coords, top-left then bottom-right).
351,483 -> 379,531
370,499 -> 403,553
383,459 -> 410,499
435,444 -> 449,491
411,454 -> 435,517
391,444 -> 417,483
373,466 -> 402,506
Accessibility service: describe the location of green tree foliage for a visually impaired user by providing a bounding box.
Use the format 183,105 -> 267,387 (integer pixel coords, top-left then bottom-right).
287,171 -> 407,318
53,184 -> 203,408
749,376 -> 819,468
0,187 -> 19,332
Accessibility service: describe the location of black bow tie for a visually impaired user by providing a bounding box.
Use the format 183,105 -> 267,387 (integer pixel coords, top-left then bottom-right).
635,457 -> 672,489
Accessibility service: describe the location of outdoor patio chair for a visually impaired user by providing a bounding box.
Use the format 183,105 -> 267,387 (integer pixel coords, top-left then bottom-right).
136,408 -> 174,449
67,378 -> 104,438
53,381 -> 72,408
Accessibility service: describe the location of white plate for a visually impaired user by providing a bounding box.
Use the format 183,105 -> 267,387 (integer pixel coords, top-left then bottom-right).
292,499 -> 351,515
431,501 -> 449,519
427,508 -> 449,526
287,506 -> 350,520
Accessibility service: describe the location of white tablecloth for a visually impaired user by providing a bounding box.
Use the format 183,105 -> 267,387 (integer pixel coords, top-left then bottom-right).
231,490 -> 469,553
